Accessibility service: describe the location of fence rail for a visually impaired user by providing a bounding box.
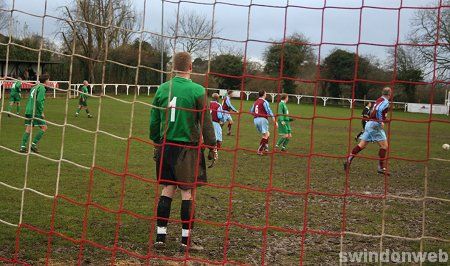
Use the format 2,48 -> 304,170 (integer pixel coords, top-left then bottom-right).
213,88 -> 414,111
2,80 -> 449,115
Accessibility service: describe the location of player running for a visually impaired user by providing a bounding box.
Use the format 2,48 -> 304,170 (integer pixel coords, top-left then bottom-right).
222,90 -> 239,136
150,52 -> 217,252
75,80 -> 93,118
7,77 -> 22,116
210,93 -> 225,151
355,101 -> 372,141
276,93 -> 294,152
344,87 -> 392,175
250,90 -> 277,155
19,74 -> 50,153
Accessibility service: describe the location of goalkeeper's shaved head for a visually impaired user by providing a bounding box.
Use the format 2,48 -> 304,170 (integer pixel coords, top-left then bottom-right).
173,52 -> 192,72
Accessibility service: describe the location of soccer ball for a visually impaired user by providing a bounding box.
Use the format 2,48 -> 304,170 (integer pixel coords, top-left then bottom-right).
443,144 -> 450,150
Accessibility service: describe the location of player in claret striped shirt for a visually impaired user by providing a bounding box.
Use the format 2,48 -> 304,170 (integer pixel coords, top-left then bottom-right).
344,87 -> 391,175
250,90 -> 277,155
210,93 -> 225,150
150,52 -> 217,252
222,90 -> 239,136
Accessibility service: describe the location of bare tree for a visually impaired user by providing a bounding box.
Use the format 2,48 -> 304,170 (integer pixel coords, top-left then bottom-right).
167,11 -> 216,58
148,34 -> 170,55
409,1 -> 450,81
0,3 -> 35,39
216,42 -> 243,57
387,47 -> 424,102
60,0 -> 138,82
387,46 -> 422,72
0,1 -> 10,33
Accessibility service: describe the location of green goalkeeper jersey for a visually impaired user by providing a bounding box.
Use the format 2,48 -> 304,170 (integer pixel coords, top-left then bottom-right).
11,81 -> 21,96
80,85 -> 89,100
277,100 -> 292,122
25,84 -> 46,116
150,76 -> 216,145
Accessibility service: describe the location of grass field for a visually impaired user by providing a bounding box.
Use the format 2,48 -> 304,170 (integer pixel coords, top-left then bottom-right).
0,94 -> 449,265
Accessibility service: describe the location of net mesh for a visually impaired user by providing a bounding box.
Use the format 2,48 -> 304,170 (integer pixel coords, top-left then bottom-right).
0,0 -> 449,265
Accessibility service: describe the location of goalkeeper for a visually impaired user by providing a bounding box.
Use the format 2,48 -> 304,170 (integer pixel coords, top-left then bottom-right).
150,52 -> 217,252
276,93 -> 294,151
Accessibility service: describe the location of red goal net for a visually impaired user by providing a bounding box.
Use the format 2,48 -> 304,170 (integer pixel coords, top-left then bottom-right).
0,0 -> 449,265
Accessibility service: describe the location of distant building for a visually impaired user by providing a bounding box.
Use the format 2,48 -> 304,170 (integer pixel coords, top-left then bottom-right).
0,59 -> 60,78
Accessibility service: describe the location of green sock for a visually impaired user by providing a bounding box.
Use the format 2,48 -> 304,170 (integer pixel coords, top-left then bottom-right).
85,109 -> 90,114
276,137 -> 285,147
283,138 -> 290,148
21,132 -> 30,148
16,105 -> 20,113
32,130 -> 45,146
76,108 -> 81,114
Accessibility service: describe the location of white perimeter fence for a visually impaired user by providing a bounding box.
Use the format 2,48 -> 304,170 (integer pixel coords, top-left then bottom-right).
1,80 -> 449,115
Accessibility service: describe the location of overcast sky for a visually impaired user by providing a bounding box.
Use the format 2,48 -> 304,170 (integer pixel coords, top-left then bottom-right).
2,0 -> 440,64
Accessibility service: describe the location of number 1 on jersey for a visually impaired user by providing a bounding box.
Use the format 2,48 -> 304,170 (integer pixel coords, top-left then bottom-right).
169,97 -> 177,122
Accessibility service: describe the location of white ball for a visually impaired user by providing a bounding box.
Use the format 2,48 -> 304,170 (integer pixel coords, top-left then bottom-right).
443,144 -> 450,150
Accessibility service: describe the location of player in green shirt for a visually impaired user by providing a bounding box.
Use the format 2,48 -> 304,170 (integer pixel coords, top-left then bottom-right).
75,80 -> 92,118
150,52 -> 217,252
7,77 -> 22,116
19,74 -> 50,153
276,93 -> 294,151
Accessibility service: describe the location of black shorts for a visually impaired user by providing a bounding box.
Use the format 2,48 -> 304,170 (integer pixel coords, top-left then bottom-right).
155,142 -> 207,190
362,120 -> 367,129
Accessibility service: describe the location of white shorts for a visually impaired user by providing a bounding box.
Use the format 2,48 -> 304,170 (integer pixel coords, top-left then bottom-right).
213,121 -> 223,142
360,121 -> 387,142
223,111 -> 233,122
254,117 -> 269,134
